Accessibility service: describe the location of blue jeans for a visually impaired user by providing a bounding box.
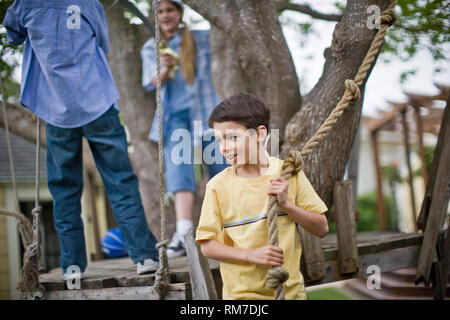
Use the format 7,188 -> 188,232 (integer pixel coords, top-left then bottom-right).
46,107 -> 158,273
164,109 -> 229,193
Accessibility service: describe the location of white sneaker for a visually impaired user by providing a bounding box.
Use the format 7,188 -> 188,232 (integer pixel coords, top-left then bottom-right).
167,232 -> 186,259
137,258 -> 159,275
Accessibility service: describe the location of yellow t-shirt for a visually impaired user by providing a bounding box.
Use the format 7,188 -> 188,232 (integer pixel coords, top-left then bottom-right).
196,156 -> 328,300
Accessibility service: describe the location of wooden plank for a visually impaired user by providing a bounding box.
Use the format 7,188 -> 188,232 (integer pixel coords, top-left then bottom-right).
416,99 -> 450,286
417,97 -> 450,231
334,180 -> 360,274
25,283 -> 191,300
370,132 -> 387,231
431,230 -> 449,299
401,110 -> 418,228
307,244 -> 421,286
366,102 -> 408,133
40,276 -> 118,292
84,170 -> 103,261
412,105 -> 428,187
321,232 -> 423,261
184,228 -> 218,300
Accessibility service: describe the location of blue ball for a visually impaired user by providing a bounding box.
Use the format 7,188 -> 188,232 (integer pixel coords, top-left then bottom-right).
101,228 -> 128,258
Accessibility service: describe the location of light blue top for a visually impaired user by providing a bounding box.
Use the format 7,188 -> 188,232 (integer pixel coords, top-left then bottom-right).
140,29 -> 218,145
2,0 -> 120,128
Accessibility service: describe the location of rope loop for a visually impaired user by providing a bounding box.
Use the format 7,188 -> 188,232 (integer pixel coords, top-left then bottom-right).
156,240 -> 169,250
380,8 -> 397,26
344,79 -> 361,102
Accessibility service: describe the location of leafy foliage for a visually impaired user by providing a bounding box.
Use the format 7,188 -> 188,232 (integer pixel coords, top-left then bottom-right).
278,0 -> 449,83
382,0 -> 450,82
357,192 -> 395,232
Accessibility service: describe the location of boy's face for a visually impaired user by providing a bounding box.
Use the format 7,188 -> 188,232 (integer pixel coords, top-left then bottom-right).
213,121 -> 267,169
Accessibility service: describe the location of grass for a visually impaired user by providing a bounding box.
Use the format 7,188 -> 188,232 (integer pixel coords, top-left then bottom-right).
306,287 -> 353,300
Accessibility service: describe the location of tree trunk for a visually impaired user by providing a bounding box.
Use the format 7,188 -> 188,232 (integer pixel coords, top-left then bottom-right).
185,0 -> 302,143
282,0 -> 392,206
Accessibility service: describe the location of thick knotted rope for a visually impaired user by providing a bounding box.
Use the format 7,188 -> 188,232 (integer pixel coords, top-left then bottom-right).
152,0 -> 171,300
16,117 -> 43,296
266,151 -> 303,300
266,2 -> 397,300
0,208 -> 33,248
17,205 -> 42,293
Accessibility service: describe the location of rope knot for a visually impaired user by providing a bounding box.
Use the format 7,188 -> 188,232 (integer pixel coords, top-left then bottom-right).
344,79 -> 361,102
156,240 -> 169,250
380,8 -> 397,27
31,206 -> 42,218
266,266 -> 289,290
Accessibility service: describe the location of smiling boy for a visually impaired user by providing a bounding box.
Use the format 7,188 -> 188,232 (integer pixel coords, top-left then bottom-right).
195,92 -> 329,300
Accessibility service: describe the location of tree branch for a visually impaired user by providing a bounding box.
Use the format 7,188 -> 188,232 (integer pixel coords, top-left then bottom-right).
182,0 -> 234,33
275,1 -> 342,22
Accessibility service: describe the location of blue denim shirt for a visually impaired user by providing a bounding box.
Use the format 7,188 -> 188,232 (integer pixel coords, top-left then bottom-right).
2,0 -> 120,128
141,29 -> 218,145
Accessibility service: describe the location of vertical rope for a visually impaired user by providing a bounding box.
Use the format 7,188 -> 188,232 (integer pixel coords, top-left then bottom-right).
33,117 -> 42,272
0,74 -> 33,263
153,0 -> 170,300
0,76 -> 20,213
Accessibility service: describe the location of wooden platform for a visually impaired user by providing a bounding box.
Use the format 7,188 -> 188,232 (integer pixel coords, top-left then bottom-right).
32,255 -> 220,300
31,231 -> 423,299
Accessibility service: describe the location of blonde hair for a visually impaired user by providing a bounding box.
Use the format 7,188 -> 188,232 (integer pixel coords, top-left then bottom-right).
179,23 -> 196,85
161,23 -> 196,85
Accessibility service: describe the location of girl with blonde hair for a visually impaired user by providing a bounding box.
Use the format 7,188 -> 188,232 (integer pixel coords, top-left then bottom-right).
141,0 -> 228,258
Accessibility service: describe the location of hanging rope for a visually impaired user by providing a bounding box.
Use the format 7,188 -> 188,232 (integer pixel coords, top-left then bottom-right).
152,0 -> 171,300
16,117 -> 43,296
265,1 -> 397,300
0,76 -> 34,249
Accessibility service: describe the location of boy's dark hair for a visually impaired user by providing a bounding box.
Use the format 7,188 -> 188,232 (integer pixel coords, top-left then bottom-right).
208,92 -> 271,131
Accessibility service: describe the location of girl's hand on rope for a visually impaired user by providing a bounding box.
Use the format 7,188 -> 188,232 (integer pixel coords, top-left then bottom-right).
246,246 -> 284,267
268,177 -> 289,210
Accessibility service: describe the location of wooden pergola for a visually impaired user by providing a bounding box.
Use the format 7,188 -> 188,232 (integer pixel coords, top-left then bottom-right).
363,83 -> 449,232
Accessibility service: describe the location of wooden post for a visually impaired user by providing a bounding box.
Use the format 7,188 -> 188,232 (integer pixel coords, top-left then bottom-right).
298,228 -> 325,282
413,105 -> 428,187
401,110 -> 418,229
415,98 -> 450,287
432,230 -> 449,300
334,180 -> 360,274
370,131 -> 387,231
104,192 -> 117,230
84,170 -> 103,261
184,228 -> 218,300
